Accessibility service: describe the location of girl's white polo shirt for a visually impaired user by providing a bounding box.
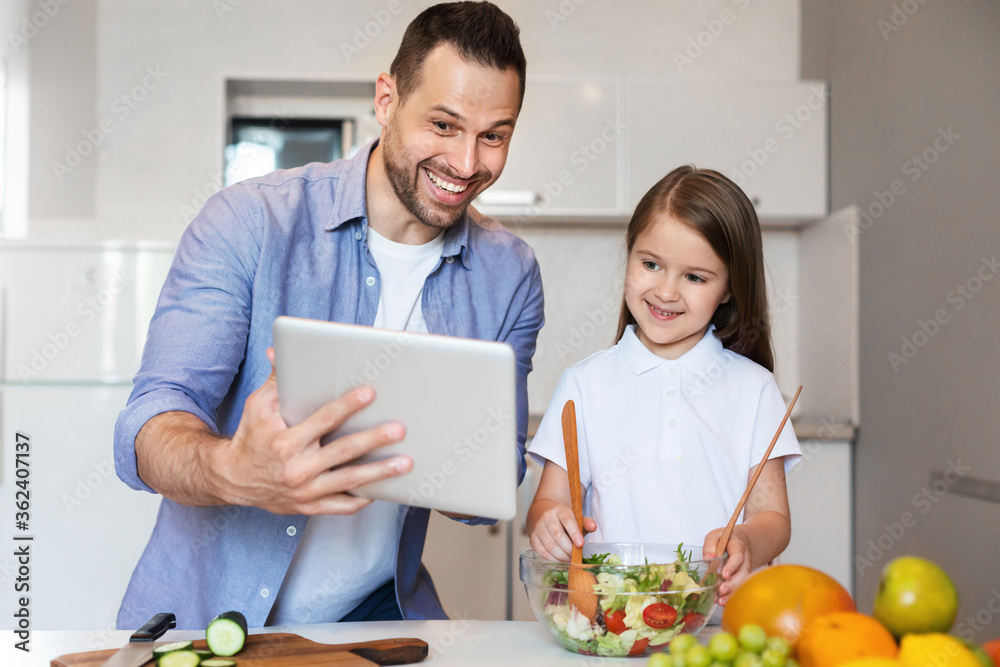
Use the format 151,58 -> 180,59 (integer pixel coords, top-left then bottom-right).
527,325 -> 801,547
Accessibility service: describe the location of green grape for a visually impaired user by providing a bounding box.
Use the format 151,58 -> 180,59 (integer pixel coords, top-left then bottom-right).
647,653 -> 674,667
708,663 -> 729,667
764,636 -> 791,657
686,645 -> 712,667
785,659 -> 800,667
670,634 -> 699,655
734,652 -> 764,667
708,632 -> 740,662
737,624 -> 768,654
760,648 -> 787,667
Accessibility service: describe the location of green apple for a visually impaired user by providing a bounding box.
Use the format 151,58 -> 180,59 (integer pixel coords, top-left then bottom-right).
872,556 -> 958,638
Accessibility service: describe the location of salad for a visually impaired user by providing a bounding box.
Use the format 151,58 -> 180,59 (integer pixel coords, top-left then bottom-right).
537,545 -> 720,657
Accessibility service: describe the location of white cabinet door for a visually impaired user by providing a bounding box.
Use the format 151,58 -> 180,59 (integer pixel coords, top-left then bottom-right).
474,77 -> 623,219
0,385 -> 162,630
783,439 -> 854,595
626,81 -> 828,222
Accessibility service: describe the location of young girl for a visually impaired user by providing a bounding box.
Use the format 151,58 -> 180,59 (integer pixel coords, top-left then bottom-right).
526,165 -> 801,606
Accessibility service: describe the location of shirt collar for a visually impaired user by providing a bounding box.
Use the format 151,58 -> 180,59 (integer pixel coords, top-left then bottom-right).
618,324 -> 726,376
325,138 -> 471,268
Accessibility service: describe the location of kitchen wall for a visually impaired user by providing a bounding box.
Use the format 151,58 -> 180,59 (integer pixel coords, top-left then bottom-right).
802,0 -> 1000,636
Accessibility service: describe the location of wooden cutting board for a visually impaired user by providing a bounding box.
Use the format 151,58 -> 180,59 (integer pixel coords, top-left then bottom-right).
51,633 -> 429,667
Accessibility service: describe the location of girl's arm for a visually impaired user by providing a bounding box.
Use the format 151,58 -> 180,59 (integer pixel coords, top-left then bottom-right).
526,460 -> 598,562
703,456 -> 792,605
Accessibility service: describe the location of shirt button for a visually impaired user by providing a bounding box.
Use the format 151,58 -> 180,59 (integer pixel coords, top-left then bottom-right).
260,588 -> 270,598
669,419 -> 677,427
286,526 -> 297,537
355,231 -> 362,241
669,367 -> 678,375
445,256 -> 455,264
667,390 -> 676,397
365,276 -> 376,287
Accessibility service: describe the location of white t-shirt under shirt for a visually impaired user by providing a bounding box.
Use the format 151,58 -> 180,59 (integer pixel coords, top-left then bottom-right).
267,227 -> 444,625
527,325 -> 802,547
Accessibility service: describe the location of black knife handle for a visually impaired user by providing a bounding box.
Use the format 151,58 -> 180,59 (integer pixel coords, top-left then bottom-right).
131,613 -> 177,642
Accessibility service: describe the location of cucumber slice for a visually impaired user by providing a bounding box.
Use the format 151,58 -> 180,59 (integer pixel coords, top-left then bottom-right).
152,640 -> 194,656
157,650 -> 201,667
205,610 -> 248,657
193,649 -> 214,657
200,659 -> 237,667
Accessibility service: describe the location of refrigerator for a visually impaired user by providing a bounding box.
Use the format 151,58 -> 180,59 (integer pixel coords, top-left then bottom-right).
0,241 -> 174,631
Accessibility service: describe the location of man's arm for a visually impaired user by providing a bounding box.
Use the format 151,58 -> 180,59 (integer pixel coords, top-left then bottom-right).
135,356 -> 415,514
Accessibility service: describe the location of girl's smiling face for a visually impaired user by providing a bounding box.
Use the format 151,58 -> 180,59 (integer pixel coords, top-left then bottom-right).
624,214 -> 732,359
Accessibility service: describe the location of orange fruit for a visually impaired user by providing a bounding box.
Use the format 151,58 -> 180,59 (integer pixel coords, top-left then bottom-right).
721,564 -> 856,648
982,639 -> 1000,667
797,612 -> 898,667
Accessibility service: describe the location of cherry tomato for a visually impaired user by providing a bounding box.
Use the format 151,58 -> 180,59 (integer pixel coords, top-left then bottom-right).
605,609 -> 627,635
682,612 -> 706,633
642,603 -> 678,629
628,637 -> 650,656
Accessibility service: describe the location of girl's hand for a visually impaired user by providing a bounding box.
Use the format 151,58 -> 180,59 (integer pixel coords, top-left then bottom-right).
529,501 -> 596,562
702,526 -> 754,606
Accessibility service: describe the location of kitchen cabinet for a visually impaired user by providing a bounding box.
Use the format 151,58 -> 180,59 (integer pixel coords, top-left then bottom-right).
626,81 -> 828,223
0,243 -> 172,630
472,77 -> 624,220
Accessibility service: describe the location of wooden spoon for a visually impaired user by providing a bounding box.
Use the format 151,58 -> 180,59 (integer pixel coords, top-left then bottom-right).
562,399 -> 599,621
709,385 -> 802,575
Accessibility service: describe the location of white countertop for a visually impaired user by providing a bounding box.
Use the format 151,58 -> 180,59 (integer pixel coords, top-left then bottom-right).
4,620 -> 724,666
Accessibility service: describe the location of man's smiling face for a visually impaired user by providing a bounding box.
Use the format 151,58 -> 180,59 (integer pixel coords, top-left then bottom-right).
379,44 -> 521,230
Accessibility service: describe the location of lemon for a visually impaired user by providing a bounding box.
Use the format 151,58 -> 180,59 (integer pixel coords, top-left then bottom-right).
873,556 -> 958,637
899,633 -> 981,667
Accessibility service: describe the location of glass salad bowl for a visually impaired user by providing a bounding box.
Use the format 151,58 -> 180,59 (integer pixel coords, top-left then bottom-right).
519,542 -> 726,657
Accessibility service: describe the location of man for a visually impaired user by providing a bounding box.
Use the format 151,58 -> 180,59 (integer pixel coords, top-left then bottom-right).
114,1 -> 542,629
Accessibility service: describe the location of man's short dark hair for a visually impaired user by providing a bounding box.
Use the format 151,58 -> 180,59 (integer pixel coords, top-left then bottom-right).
390,1 -> 527,111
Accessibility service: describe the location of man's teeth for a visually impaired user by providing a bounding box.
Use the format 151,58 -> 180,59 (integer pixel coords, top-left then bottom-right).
427,169 -> 468,193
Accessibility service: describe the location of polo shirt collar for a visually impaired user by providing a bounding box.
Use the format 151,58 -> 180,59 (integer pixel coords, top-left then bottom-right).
619,324 -> 726,376
325,139 -> 471,269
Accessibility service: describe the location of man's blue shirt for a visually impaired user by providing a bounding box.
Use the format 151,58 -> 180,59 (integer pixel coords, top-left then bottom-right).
114,140 -> 544,629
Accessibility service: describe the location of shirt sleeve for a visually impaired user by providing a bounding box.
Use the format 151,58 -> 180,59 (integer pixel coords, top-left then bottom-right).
750,376 -> 802,473
114,186 -> 262,492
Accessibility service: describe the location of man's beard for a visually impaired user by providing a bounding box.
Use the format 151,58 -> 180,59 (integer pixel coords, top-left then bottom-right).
381,125 -> 489,230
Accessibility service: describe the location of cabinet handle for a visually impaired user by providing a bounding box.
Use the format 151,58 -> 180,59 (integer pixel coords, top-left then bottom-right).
474,190 -> 539,207
488,523 -> 500,536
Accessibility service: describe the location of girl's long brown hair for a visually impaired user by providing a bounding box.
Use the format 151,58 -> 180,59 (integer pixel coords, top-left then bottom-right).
614,165 -> 774,371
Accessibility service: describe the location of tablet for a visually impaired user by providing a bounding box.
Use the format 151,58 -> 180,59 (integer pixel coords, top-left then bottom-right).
272,316 -> 518,520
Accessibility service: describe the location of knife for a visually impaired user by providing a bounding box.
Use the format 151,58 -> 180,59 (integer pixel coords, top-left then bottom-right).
100,613 -> 176,667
